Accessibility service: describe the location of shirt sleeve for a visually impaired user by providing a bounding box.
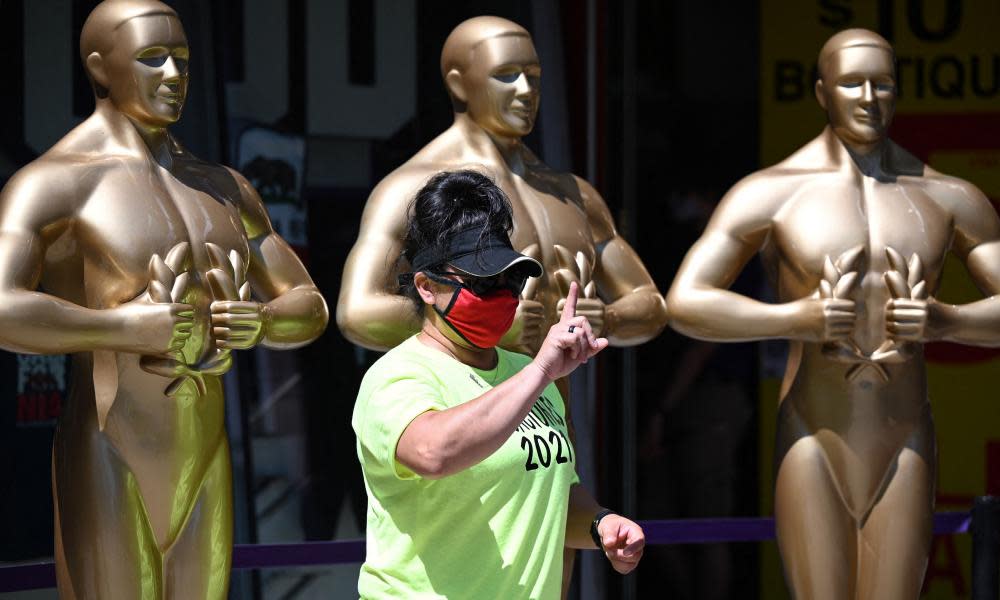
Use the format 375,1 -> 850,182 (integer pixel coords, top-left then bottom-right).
357,373 -> 448,481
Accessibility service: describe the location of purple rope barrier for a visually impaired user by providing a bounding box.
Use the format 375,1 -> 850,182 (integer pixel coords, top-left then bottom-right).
0,540 -> 368,594
642,511 -> 970,545
232,540 -> 365,569
0,562 -> 54,595
644,517 -> 776,545
0,512 -> 972,593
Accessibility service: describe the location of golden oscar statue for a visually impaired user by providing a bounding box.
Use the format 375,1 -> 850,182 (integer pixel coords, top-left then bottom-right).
336,15 -> 666,592
667,29 -> 1000,599
0,1 -> 328,597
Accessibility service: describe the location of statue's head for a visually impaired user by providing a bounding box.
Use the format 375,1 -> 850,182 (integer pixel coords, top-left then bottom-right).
815,29 -> 896,150
81,0 -> 188,127
441,16 -> 539,139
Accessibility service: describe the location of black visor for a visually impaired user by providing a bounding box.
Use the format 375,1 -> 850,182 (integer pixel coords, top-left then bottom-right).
409,226 -> 542,278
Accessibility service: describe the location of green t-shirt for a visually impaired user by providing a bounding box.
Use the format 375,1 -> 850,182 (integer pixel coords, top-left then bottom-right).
353,335 -> 579,599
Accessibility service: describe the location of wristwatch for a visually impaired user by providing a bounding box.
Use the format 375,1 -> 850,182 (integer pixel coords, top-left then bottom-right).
590,509 -> 615,550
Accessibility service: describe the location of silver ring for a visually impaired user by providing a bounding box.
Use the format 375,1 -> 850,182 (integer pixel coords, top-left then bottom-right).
568,325 -> 576,333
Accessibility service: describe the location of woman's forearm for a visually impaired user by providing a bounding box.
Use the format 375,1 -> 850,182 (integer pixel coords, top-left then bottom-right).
396,362 -> 552,478
565,484 -> 603,549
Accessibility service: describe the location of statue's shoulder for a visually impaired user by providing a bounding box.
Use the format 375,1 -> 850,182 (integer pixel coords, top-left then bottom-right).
5,138 -> 103,202
370,160 -> 442,203
709,167 -> 808,229
883,139 -> 975,197
768,132 -> 841,175
372,135 -> 496,206
27,117 -> 143,187
1,150 -> 90,221
919,162 -> 988,210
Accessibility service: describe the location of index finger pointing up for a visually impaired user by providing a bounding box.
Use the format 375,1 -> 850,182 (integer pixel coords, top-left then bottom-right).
561,281 -> 579,322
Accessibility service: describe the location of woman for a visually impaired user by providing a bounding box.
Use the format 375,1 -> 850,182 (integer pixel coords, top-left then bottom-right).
352,170 -> 644,599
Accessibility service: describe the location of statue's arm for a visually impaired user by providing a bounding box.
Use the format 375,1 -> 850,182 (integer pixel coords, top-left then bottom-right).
666,176 -> 830,342
579,178 -> 667,346
228,168 -> 328,349
927,178 -> 1000,346
0,164 -> 172,354
335,176 -> 422,351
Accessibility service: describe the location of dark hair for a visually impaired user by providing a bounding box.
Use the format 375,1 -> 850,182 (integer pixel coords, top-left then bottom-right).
399,170 -> 514,310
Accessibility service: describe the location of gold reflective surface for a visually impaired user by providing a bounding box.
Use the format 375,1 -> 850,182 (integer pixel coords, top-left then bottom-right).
337,16 -> 667,356
667,29 -> 1000,598
0,1 -> 327,597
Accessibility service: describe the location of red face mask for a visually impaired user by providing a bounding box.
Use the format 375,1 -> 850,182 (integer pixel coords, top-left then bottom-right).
435,286 -> 519,349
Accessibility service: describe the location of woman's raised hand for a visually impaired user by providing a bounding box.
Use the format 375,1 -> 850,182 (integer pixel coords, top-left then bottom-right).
531,282 -> 609,381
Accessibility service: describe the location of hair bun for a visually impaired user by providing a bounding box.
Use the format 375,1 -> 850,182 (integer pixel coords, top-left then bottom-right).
435,170 -> 493,211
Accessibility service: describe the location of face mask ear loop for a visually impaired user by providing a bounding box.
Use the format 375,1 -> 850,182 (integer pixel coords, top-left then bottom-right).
440,286 -> 462,316
423,271 -> 464,315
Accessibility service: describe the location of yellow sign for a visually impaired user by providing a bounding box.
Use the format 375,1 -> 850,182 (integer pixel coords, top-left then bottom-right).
760,2 -> 1000,598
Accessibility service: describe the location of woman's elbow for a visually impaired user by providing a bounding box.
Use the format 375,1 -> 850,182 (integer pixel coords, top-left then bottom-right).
398,432 -> 458,480
403,446 -> 452,480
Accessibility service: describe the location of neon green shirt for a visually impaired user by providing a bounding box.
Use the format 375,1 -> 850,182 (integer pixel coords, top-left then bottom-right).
353,336 -> 578,599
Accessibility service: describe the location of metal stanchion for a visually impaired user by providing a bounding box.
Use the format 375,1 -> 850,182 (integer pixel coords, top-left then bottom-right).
972,496 -> 1000,600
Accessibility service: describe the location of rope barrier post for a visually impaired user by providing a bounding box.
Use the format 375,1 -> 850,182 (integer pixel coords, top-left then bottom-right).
972,496 -> 1000,600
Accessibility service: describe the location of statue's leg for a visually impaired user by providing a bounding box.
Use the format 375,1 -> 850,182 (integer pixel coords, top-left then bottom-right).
53,436 -> 162,600
856,446 -> 934,600
775,436 -> 856,600
163,439 -> 233,600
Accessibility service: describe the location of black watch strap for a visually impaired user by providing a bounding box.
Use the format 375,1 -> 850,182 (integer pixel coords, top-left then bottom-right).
590,509 -> 615,550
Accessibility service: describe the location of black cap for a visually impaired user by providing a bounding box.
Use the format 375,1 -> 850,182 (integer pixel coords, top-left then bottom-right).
409,226 -> 542,278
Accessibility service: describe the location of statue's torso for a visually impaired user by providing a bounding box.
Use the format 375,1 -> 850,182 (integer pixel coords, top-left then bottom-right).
772,172 -> 951,349
766,164 -> 949,518
46,148 -> 249,539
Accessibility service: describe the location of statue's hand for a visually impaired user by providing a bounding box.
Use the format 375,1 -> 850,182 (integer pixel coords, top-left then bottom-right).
554,247 -> 605,336
117,300 -> 195,355
211,300 -> 268,350
804,247 -> 861,344
885,298 -> 929,342
793,296 -> 856,342
500,298 -> 545,354
204,242 -> 264,351
120,242 -> 194,355
883,246 -> 931,343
